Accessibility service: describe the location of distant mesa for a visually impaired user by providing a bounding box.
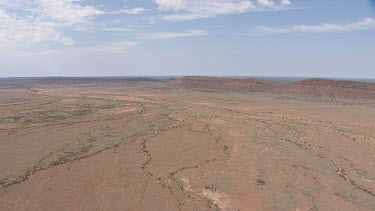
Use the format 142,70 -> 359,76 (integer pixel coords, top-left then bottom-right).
169,76 -> 375,101
291,78 -> 375,100
169,76 -> 287,93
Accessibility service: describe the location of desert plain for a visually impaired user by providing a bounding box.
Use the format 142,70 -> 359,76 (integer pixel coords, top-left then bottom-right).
0,77 -> 374,210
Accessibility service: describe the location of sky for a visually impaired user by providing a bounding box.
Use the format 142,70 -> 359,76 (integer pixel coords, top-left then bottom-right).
0,0 -> 375,78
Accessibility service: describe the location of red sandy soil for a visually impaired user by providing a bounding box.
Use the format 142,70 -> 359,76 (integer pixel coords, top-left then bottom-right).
0,79 -> 374,210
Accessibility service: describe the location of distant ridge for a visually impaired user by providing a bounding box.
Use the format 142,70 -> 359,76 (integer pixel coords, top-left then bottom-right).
0,77 -> 163,84
291,78 -> 375,100
170,76 -> 287,93
169,76 -> 375,101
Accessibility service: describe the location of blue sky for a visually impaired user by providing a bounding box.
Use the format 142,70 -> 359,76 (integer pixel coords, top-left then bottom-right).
0,0 -> 375,78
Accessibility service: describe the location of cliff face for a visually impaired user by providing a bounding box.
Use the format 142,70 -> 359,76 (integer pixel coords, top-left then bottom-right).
169,77 -> 375,101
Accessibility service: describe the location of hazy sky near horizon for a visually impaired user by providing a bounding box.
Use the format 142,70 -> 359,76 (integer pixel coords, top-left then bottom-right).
0,0 -> 375,78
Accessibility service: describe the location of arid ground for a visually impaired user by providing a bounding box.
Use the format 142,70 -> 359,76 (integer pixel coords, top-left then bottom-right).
0,78 -> 374,210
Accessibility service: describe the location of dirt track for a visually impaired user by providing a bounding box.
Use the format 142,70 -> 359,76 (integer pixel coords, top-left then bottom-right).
0,80 -> 374,210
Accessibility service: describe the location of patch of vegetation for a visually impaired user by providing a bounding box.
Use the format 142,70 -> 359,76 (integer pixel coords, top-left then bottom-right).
257,179 -> 266,186
98,104 -> 116,109
139,106 -> 149,115
50,144 -> 93,166
23,114 -> 66,124
205,184 -> 218,192
71,109 -> 92,116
